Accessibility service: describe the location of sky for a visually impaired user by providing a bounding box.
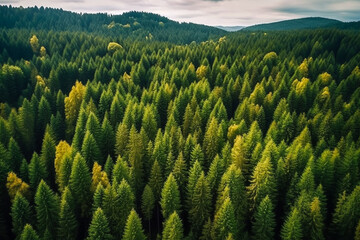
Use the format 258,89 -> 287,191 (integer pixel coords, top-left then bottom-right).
1,0 -> 360,26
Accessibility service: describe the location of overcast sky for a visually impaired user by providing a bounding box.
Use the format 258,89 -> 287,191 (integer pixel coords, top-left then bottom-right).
1,0 -> 360,26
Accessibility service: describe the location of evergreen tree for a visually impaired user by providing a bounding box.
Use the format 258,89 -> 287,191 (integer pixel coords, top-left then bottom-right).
20,224 -> 40,240
212,198 -> 238,240
122,209 -> 146,240
11,193 -> 32,237
189,172 -> 212,237
186,160 -> 203,211
69,153 -> 91,217
87,208 -> 113,240
162,211 -> 183,240
58,188 -> 77,240
149,160 -> 163,201
28,152 -> 46,190
160,173 -> 181,219
82,131 -> 102,167
35,180 -> 59,238
247,157 -> 276,212
309,197 -> 324,240
252,195 -> 276,240
141,184 -> 155,233
281,208 -> 303,240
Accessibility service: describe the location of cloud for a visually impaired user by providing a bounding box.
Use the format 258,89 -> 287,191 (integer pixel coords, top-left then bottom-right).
3,0 -> 360,26
0,0 -> 20,3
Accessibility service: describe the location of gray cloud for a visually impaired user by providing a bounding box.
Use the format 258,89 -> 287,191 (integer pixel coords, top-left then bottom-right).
3,0 -> 360,26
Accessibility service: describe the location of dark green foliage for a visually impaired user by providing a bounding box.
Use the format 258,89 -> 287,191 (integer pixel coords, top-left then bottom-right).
122,209 -> 146,240
252,195 -> 276,240
35,180 -> 59,238
162,211 -> 183,240
11,193 -> 32,236
160,173 -> 181,219
87,208 -> 113,240
58,188 -> 78,240
19,224 -> 40,240
0,10 -> 359,240
69,153 -> 91,217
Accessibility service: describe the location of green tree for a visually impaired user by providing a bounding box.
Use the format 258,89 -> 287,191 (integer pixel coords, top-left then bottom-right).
20,224 -> 40,240
247,157 -> 276,212
162,211 -> 183,240
189,172 -> 212,237
212,198 -> 238,240
11,193 -> 32,236
203,117 -> 219,168
58,187 -> 77,240
252,195 -> 276,240
87,208 -> 113,240
122,209 -> 146,240
160,173 -> 181,219
35,180 -> 59,238
309,197 -> 324,240
281,208 -> 303,240
141,184 -> 155,233
29,152 -> 45,191
69,153 -> 91,217
82,131 -> 102,167
186,160 -> 203,211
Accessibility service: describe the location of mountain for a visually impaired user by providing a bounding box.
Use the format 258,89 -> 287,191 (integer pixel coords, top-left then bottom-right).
0,5 -> 226,44
215,26 -> 244,32
243,17 -> 344,31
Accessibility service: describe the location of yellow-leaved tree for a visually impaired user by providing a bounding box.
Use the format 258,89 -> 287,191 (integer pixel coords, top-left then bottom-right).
64,81 -> 86,138
30,35 -> 39,53
6,172 -> 30,201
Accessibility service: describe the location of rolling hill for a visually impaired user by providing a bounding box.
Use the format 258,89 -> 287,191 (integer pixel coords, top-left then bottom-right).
242,17 -> 352,31
0,5 -> 226,44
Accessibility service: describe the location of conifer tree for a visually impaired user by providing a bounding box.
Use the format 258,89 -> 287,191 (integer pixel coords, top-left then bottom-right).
309,197 -> 325,240
186,160 -> 203,211
8,137 -> 24,174
112,155 -> 131,185
203,117 -> 219,168
162,211 -> 183,240
40,130 -> 56,186
189,172 -> 212,237
171,152 -> 187,196
141,184 -> 155,233
92,183 -> 105,212
69,153 -> 91,217
160,173 -> 181,219
101,117 -> 115,158
91,162 -> 110,192
122,209 -> 146,240
20,224 -> 40,240
58,154 -> 73,192
281,208 -> 303,240
11,193 -> 32,236
115,123 -> 129,157
149,160 -> 163,201
35,180 -> 59,238
58,188 -> 77,240
82,131 -> 102,167
87,208 -> 113,240
247,157 -> 276,212
212,198 -> 238,240
252,195 -> 276,240
28,152 -> 46,190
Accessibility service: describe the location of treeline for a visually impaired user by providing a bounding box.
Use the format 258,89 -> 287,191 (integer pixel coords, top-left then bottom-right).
0,26 -> 359,240
0,6 -> 225,44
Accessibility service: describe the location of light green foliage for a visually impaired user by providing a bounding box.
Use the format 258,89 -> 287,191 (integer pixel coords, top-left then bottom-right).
162,211 -> 183,240
160,173 -> 181,219
87,208 -> 113,240
122,209 -> 146,240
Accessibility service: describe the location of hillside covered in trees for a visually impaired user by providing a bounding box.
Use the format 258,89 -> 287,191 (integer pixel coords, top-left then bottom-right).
1,6 -> 360,240
0,6 -> 225,44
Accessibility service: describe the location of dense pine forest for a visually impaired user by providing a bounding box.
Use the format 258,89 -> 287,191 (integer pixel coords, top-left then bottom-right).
1,6 -> 360,240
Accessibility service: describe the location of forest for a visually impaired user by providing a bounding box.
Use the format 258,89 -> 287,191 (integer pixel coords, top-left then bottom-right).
0,6 -> 360,240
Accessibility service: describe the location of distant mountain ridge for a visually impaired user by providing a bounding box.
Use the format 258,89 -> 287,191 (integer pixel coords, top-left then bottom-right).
242,17 -> 360,31
215,26 -> 244,32
0,5 -> 226,44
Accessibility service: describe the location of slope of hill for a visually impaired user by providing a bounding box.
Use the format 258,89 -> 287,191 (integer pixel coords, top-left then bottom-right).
0,5 -> 226,44
243,17 -> 342,31
215,26 -> 244,32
